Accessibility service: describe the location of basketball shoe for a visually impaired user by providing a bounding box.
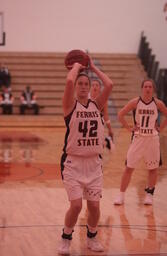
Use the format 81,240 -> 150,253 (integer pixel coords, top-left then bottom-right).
87,237 -> 104,252
58,238 -> 71,255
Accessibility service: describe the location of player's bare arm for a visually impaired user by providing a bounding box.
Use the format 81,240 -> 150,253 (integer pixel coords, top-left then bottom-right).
89,57 -> 113,111
118,97 -> 139,132
155,98 -> 167,132
63,63 -> 83,116
103,103 -> 114,137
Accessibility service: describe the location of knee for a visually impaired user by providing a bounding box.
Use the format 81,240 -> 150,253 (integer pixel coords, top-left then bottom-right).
70,201 -> 82,215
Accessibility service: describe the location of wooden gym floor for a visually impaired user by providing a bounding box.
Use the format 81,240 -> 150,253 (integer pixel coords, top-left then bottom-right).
0,124 -> 167,256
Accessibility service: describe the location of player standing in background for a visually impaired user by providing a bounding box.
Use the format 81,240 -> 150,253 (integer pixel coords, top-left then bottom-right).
114,79 -> 167,206
58,56 -> 113,255
90,78 -> 114,150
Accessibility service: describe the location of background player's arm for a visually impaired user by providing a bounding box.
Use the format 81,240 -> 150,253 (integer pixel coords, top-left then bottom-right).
89,57 -> 113,111
118,97 -> 139,132
155,98 -> 167,132
103,103 -> 114,137
63,63 -> 82,116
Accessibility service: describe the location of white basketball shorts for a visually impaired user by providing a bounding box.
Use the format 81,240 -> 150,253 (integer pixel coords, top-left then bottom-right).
126,135 -> 160,169
62,154 -> 103,201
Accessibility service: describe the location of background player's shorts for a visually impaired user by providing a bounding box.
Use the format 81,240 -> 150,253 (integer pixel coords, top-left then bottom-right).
62,155 -> 103,201
126,135 -> 160,169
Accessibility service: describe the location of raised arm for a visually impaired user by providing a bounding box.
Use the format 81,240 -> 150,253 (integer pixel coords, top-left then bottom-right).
63,63 -> 83,116
89,57 -> 113,111
118,97 -> 139,132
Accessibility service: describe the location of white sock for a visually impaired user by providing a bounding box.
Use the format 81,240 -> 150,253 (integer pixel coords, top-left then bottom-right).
87,225 -> 97,234
64,226 -> 73,235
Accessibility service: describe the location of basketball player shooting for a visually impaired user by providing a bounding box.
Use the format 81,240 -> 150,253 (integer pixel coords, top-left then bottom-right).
90,78 -> 115,151
58,51 -> 113,255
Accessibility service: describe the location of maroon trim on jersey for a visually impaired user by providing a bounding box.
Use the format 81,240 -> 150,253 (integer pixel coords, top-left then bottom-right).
76,99 -> 99,110
64,101 -> 77,124
60,152 -> 67,179
90,99 -> 99,110
140,96 -> 154,105
77,99 -> 91,109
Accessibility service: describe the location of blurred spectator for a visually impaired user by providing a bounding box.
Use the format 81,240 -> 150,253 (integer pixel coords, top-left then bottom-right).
0,64 -> 11,89
0,87 -> 14,114
20,86 -> 39,115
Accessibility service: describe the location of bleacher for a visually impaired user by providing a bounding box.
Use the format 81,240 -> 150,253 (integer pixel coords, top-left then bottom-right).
0,52 -> 146,127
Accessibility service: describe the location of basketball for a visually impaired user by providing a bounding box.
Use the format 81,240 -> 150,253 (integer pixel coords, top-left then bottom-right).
64,49 -> 89,70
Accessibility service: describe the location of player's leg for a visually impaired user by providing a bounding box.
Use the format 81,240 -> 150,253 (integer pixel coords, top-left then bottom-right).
114,166 -> 134,205
59,155 -> 83,254
58,198 -> 82,255
144,136 -> 160,205
84,155 -> 104,252
65,198 -> 82,228
144,168 -> 157,205
86,200 -> 103,252
147,168 -> 158,188
120,166 -> 134,192
114,135 -> 144,205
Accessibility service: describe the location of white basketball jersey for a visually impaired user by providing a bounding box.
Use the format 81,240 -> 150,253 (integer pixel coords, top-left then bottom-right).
134,97 -> 158,136
63,99 -> 104,156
